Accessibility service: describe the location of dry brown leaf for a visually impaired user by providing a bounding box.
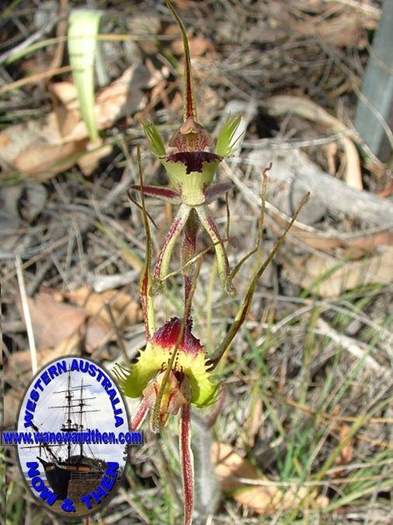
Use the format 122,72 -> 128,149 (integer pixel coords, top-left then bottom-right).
42,333 -> 81,359
85,317 -> 112,354
282,247 -> 393,297
64,286 -> 142,352
17,286 -> 141,356
20,290 -> 87,349
212,442 -> 260,492
283,2 -> 378,48
64,286 -> 142,327
77,140 -> 113,176
0,65 -> 149,180
212,442 -> 328,515
6,286 -> 140,400
245,396 -> 263,447
15,140 -> 87,179
172,0 -> 193,9
336,424 -> 354,465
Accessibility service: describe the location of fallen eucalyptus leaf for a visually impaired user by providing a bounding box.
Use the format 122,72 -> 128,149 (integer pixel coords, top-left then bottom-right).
0,65 -> 149,180
21,290 -> 87,349
282,247 -> 393,297
212,442 -> 329,515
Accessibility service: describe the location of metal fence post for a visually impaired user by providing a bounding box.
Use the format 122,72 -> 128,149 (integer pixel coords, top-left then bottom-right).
355,0 -> 393,161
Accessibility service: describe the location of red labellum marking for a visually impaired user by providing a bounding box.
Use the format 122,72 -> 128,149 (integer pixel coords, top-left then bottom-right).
152,317 -> 202,355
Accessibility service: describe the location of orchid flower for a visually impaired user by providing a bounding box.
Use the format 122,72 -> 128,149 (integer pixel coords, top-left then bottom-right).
114,315 -> 217,525
135,0 -> 243,295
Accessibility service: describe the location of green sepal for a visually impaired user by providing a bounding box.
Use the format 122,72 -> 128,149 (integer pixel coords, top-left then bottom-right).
208,193 -> 310,369
143,121 -> 166,157
215,115 -> 243,157
136,147 -> 155,337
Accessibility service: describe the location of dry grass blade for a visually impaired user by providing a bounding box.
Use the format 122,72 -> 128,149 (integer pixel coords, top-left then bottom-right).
15,257 -> 37,375
0,66 -> 71,95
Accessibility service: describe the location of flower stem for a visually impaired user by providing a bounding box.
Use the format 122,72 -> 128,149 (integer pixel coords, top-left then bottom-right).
180,403 -> 194,525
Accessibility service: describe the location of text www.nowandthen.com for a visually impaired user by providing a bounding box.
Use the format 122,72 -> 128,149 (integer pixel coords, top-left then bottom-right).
1,429 -> 143,446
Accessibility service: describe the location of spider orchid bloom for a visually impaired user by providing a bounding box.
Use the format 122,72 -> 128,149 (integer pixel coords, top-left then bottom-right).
114,316 -> 217,525
134,0 -> 243,294
114,316 -> 218,433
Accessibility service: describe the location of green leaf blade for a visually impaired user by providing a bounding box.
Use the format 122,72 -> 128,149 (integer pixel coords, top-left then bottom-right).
68,9 -> 103,143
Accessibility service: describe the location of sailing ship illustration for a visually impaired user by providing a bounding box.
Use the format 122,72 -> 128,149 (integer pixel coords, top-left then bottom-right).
28,372 -> 107,500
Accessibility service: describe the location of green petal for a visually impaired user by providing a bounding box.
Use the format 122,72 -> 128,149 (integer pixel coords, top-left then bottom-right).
143,121 -> 166,157
114,343 -> 166,398
215,115 -> 243,157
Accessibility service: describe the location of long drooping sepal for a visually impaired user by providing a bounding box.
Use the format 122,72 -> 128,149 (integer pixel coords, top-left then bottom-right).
131,397 -> 150,431
196,205 -> 233,295
204,182 -> 233,204
154,203 -> 191,285
137,147 -> 155,337
207,193 -> 310,369
166,0 -> 195,121
131,184 -> 181,204
228,164 -> 270,282
179,403 -> 194,525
